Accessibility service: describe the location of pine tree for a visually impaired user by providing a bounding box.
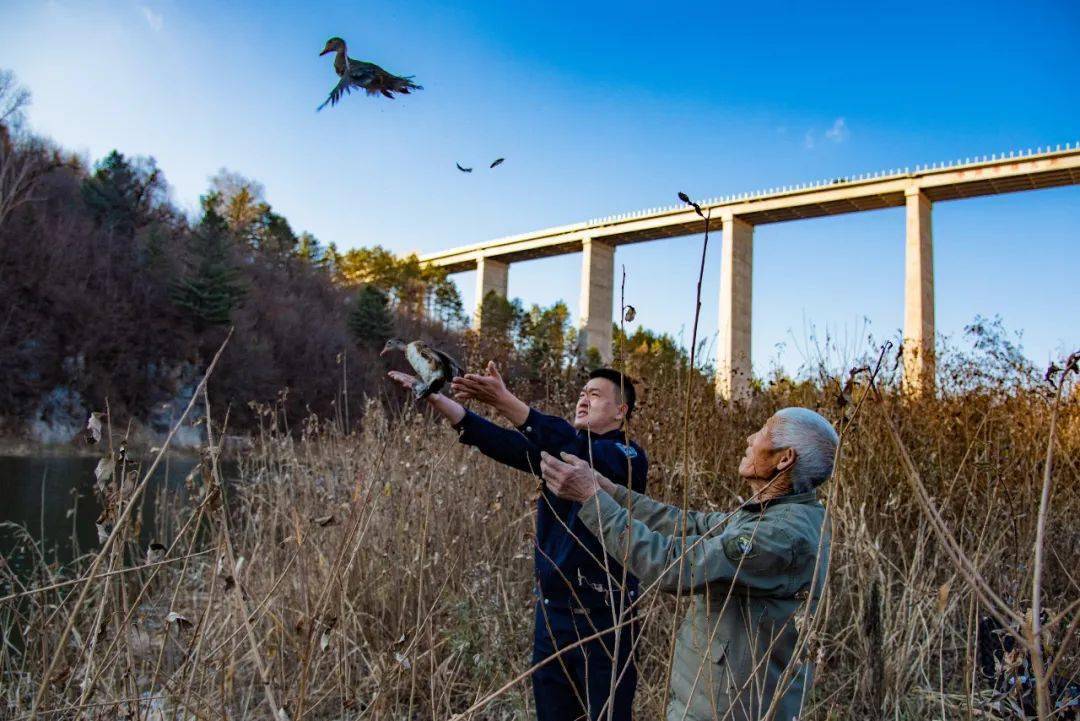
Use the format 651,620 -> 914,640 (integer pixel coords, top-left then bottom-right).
348,285 -> 393,349
433,278 -> 465,326
171,199 -> 245,330
81,150 -> 163,239
296,232 -> 323,265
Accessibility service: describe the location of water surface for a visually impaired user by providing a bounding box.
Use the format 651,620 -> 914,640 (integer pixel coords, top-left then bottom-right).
0,453 -> 200,573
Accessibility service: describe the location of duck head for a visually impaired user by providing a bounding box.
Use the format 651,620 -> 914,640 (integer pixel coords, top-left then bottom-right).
320,37 -> 347,56
380,338 -> 407,356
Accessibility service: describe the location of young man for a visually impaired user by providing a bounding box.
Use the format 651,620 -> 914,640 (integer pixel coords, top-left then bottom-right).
387,362 -> 647,721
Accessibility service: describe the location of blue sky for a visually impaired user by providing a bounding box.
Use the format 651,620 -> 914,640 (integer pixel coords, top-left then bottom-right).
2,0 -> 1077,373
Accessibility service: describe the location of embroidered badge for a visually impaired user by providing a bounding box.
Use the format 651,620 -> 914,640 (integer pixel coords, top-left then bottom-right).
723,534 -> 757,562
614,442 -> 638,459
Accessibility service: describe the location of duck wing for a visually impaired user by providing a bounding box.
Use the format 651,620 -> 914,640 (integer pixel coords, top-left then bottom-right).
432,349 -> 464,381
317,76 -> 353,111
352,59 -> 422,98
345,59 -> 382,91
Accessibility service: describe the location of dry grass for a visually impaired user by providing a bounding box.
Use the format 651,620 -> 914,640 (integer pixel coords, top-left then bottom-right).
1,346 -> 1078,720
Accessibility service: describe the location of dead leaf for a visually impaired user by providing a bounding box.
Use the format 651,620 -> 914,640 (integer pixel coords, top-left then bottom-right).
86,413 -> 103,444
936,581 -> 951,614
94,456 -> 115,484
311,514 -> 336,527
394,651 -> 411,670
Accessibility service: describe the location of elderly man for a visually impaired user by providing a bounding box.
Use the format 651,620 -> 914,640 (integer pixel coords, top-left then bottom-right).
540,407 -> 837,721
388,362 -> 647,721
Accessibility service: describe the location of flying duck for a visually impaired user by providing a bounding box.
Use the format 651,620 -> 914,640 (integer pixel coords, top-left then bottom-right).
318,37 -> 422,110
381,338 -> 463,400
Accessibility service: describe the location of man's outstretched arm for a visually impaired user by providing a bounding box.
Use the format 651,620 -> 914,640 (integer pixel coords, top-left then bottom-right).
577,490 -> 794,595
541,451 -> 716,535
388,370 -> 542,476
451,362 -> 579,451
539,451 -> 793,594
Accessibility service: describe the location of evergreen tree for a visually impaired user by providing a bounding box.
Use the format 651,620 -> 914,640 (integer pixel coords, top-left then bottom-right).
81,150 -> 163,238
296,232 -> 323,265
171,198 -> 245,330
519,301 -> 570,376
322,242 -> 342,275
433,278 -> 465,326
348,285 -> 393,349
258,210 -> 298,258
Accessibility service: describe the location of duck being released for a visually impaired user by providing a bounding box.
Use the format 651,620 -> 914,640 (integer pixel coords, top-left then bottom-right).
317,37 -> 422,110
381,339 -> 463,400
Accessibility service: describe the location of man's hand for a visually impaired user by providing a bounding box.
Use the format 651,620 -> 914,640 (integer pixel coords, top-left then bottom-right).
387,370 -> 420,393
541,451 -> 613,503
451,361 -> 529,426
387,370 -> 466,424
451,360 -> 509,404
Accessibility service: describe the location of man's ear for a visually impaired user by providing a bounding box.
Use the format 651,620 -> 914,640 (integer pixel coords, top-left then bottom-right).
615,402 -> 628,422
776,447 -> 797,474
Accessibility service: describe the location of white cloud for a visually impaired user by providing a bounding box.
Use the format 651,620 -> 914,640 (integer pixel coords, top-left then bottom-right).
824,117 -> 849,143
139,5 -> 163,31
803,117 -> 849,150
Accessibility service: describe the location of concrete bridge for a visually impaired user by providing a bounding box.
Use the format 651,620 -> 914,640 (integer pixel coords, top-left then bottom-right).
420,144 -> 1080,400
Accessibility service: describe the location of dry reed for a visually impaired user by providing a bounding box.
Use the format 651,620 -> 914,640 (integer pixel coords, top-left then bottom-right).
1,341 -> 1077,720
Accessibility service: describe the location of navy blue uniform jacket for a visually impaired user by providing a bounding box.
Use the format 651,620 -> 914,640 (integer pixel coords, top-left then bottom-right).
455,407 -> 648,609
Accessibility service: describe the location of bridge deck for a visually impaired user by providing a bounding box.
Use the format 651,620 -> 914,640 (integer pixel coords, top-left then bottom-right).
420,146 -> 1080,272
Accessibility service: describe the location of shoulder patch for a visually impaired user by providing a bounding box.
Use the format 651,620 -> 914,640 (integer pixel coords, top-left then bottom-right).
723,534 -> 758,562
613,442 -> 638,459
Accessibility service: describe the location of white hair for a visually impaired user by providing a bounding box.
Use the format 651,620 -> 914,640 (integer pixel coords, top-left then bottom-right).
769,407 -> 839,493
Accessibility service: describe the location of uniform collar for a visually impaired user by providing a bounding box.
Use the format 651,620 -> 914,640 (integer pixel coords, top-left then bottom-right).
741,489 -> 818,512
579,426 -> 628,443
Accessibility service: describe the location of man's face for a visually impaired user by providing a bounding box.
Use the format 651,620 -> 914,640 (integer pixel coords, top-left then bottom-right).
738,417 -> 784,481
572,377 -> 626,432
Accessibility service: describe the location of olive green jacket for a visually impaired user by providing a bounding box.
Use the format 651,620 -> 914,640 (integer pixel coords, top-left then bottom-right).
577,485 -> 829,721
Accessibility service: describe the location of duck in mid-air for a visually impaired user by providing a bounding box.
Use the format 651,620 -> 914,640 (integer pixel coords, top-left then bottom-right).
317,37 -> 422,110
381,338 -> 463,400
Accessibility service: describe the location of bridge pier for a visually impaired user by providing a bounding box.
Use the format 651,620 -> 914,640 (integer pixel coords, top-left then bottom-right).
473,256 -> 508,328
578,237 -> 615,363
903,188 -> 935,395
716,215 -> 754,402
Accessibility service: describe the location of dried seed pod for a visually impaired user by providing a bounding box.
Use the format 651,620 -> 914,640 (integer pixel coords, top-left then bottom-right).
95,520 -> 113,545
147,542 -> 166,564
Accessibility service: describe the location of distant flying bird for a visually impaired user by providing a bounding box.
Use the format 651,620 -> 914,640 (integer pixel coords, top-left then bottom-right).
489,158 -> 505,168
456,163 -> 473,173
317,37 -> 421,110
381,338 -> 463,400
